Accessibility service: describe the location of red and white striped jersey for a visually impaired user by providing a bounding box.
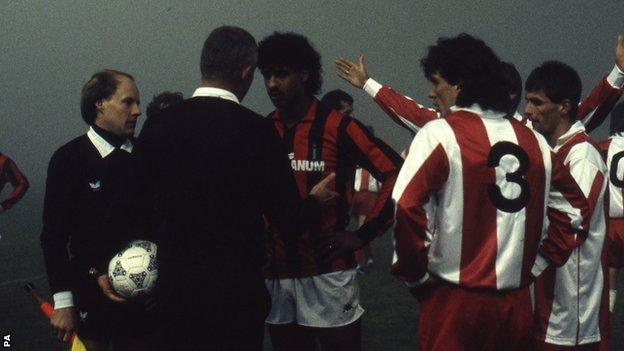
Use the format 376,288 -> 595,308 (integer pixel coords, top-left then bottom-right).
391,105 -> 590,291
363,65 -> 624,133
354,168 -> 381,193
533,121 -> 608,346
597,134 -> 624,268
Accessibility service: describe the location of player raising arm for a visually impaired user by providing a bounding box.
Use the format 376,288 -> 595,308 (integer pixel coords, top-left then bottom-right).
391,33 -> 590,351
336,34 -> 624,133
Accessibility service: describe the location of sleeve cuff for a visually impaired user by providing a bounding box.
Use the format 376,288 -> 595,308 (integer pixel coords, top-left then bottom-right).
363,78 -> 383,98
607,64 -> 624,88
53,291 -> 74,309
610,289 -> 617,313
404,272 -> 430,288
531,253 -> 550,278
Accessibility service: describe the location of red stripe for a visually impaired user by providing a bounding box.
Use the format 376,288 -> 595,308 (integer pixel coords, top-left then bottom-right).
360,169 -> 370,191
392,144 -> 449,282
535,265 -> 558,341
446,112 -> 498,287
511,121 -> 546,287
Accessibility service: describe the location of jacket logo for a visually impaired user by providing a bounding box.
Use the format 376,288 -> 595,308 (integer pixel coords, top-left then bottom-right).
79,311 -> 88,321
88,180 -> 101,191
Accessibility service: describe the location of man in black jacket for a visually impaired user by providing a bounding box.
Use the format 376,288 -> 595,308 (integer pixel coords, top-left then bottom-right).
138,26 -> 335,351
41,69 -> 152,350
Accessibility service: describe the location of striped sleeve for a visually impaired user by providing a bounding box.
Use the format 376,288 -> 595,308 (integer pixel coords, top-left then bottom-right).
0,156 -> 29,210
565,143 -> 606,217
364,78 -> 440,133
534,153 -> 591,275
579,66 -> 624,133
391,125 -> 449,283
340,117 -> 402,243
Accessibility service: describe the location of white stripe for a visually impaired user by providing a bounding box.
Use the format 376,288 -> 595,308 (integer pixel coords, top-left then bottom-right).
426,121 -> 463,284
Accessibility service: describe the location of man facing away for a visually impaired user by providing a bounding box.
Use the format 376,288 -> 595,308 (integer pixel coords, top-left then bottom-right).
392,34 -> 591,351
137,26 -> 336,351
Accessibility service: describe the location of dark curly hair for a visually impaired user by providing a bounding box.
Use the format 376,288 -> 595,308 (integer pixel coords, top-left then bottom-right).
146,91 -> 184,119
501,61 -> 522,115
525,61 -> 581,120
420,33 -> 510,113
257,32 -> 323,95
80,69 -> 134,125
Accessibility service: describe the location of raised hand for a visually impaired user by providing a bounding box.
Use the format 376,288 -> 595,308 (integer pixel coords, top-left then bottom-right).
335,55 -> 369,89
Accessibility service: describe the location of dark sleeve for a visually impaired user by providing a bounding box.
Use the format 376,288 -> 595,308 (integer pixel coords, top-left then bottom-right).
0,157 -> 29,210
257,122 -> 320,237
40,149 -> 75,294
340,118 -> 403,244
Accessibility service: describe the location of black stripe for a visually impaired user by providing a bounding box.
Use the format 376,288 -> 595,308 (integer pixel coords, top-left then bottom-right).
306,102 -> 332,191
334,117 -> 357,271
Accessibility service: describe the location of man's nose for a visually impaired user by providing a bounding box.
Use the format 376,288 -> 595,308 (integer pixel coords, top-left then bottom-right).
266,75 -> 278,89
132,104 -> 142,117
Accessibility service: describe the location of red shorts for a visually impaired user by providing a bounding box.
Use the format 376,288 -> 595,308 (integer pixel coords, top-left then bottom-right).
608,218 -> 624,268
417,283 -> 533,351
350,191 -> 378,216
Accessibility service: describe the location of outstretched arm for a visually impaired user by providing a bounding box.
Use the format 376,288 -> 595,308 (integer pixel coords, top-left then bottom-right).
579,34 -> 624,132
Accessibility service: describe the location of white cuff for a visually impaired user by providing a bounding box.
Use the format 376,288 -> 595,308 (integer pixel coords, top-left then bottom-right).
610,289 -> 617,313
53,291 -> 74,309
363,78 -> 383,98
531,253 -> 550,278
404,272 -> 430,288
607,64 -> 624,88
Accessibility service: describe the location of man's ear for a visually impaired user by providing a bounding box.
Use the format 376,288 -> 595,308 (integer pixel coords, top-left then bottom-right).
560,99 -> 573,118
241,65 -> 254,81
95,100 -> 104,114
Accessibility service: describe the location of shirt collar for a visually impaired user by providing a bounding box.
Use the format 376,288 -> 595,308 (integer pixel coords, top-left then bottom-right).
554,120 -> 586,149
192,87 -> 239,104
449,104 -> 507,120
87,127 -> 133,158
270,98 -> 319,122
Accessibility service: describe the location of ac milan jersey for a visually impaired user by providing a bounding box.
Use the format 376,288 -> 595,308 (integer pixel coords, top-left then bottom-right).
363,66 -> 624,133
266,99 -> 402,278
354,168 -> 381,193
0,152 -> 29,210
533,122 -> 608,346
392,105 -> 590,291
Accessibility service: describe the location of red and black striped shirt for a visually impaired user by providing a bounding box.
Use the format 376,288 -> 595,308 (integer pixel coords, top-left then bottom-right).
265,99 -> 402,278
0,152 -> 28,210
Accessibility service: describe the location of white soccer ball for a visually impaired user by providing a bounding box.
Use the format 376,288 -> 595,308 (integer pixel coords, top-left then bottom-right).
108,240 -> 158,299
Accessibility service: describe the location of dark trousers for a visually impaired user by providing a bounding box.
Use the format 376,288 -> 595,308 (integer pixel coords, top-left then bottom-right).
155,260 -> 270,350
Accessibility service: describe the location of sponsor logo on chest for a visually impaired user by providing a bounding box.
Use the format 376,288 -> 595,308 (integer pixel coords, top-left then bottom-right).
288,152 -> 325,172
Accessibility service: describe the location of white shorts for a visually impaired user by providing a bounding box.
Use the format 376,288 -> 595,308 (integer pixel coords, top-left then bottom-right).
265,269 -> 365,328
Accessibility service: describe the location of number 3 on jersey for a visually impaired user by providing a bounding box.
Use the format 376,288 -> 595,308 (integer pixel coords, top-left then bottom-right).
487,141 -> 530,213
